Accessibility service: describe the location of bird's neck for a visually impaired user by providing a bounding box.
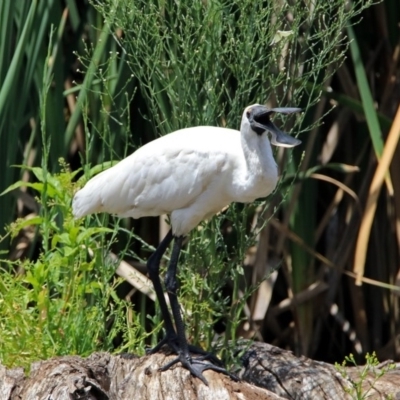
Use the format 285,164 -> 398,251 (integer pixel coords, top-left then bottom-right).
241,133 -> 277,177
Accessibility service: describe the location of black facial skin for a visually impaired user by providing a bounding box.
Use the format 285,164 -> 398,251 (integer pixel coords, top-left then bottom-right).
247,105 -> 276,136
246,105 -> 302,147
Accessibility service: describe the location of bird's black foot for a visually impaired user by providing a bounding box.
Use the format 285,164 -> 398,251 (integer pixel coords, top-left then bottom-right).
186,345 -> 224,366
160,352 -> 237,386
146,334 -> 223,366
146,333 -> 177,355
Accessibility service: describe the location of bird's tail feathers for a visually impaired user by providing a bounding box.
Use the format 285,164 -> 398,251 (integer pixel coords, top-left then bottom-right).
72,175 -> 104,219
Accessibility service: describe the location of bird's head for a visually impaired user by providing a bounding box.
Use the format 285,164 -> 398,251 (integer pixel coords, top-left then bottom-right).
242,104 -> 302,148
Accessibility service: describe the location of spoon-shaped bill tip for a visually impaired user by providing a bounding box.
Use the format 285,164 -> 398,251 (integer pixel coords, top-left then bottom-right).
265,120 -> 301,148
270,132 -> 302,148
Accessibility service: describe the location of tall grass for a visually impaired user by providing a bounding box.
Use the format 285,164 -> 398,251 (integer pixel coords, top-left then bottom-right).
0,0 -> 134,252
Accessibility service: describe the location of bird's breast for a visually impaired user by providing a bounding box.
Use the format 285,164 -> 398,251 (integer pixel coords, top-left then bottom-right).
231,165 -> 278,203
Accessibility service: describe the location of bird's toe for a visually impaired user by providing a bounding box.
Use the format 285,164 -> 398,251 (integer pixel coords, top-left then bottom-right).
187,344 -> 224,366
159,353 -> 237,386
146,333 -> 180,355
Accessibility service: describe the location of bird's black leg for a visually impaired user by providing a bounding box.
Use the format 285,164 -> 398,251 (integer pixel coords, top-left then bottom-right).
146,229 -> 177,354
146,230 -> 225,360
160,235 -> 235,385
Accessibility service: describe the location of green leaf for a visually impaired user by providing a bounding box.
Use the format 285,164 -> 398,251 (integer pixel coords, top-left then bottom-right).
0,1 -> 38,134
0,181 -> 32,196
347,25 -> 384,160
57,232 -> 72,246
77,227 -> 114,243
64,246 -> 79,258
0,180 -> 59,198
15,216 -> 43,229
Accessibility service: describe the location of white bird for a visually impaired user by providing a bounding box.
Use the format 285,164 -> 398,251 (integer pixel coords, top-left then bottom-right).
72,103 -> 301,384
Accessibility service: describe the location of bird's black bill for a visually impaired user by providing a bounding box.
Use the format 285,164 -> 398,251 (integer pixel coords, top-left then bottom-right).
252,105 -> 302,147
265,120 -> 302,148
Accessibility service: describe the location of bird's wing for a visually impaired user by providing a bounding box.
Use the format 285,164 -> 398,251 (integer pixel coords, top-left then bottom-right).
72,127 -> 241,219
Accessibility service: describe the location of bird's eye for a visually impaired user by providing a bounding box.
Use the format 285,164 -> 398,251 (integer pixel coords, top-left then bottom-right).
246,111 -> 251,118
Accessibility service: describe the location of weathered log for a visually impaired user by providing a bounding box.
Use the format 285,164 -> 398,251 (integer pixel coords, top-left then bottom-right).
1,342 -> 400,399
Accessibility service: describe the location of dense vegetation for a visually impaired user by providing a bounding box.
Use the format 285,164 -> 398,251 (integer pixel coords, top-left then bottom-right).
1,0 -> 399,371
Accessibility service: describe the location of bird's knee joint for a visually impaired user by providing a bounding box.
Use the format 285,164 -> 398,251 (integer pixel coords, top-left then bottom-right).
165,273 -> 179,293
147,256 -> 159,278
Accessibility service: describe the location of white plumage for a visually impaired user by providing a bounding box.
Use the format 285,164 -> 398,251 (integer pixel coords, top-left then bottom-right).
72,104 -> 301,235
72,103 -> 301,384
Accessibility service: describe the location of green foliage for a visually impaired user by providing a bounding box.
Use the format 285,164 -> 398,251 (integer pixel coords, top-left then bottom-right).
94,0 -> 372,132
335,352 -> 396,400
0,161 -> 129,369
0,0 -> 135,252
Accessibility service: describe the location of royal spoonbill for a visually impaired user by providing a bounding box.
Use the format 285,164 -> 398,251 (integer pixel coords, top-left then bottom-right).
72,104 -> 301,384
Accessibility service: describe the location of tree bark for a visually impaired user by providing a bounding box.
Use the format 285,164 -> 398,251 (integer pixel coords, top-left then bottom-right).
1,342 -> 399,399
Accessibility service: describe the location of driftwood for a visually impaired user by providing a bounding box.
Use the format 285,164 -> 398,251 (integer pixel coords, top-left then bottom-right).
1,342 -> 400,400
